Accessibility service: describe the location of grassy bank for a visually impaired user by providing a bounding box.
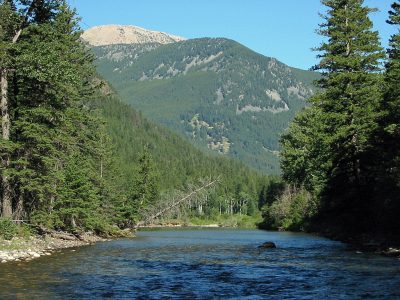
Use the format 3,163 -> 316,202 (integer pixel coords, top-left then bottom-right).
149,213 -> 263,229
189,213 -> 262,228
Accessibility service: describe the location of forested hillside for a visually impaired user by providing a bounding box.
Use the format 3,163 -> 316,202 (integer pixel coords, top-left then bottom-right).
90,37 -> 320,174
0,0 -> 273,236
93,91 -> 274,223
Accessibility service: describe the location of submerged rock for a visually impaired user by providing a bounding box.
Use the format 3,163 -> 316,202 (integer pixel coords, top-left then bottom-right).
258,241 -> 277,249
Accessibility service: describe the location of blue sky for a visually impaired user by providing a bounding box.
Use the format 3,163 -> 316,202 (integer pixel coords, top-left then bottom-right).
68,0 -> 396,70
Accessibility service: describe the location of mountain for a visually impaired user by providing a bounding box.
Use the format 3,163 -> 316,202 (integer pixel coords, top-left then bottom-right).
82,25 -> 185,46
84,27 -> 319,174
94,92 -> 264,188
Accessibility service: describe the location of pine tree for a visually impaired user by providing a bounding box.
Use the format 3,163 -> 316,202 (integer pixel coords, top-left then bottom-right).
314,0 -> 384,213
0,0 -> 28,218
280,104 -> 332,195
55,155 -> 99,230
374,1 -> 400,231
118,145 -> 160,226
280,0 -> 385,234
383,1 -> 400,175
0,1 -> 121,233
11,2 -> 94,219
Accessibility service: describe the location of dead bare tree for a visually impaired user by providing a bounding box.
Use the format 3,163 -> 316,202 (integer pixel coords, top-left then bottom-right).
135,178 -> 218,227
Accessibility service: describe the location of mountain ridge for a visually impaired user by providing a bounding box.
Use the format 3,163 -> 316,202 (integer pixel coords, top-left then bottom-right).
81,24 -> 186,46
87,26 -> 319,174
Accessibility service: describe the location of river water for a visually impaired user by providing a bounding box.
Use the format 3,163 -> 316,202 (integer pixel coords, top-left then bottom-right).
0,229 -> 399,299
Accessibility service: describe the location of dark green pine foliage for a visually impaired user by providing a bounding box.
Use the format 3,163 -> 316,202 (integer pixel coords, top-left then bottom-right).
0,1 -> 21,219
0,0 -> 66,220
93,92 -> 274,222
12,3 -> 95,224
132,146 -> 159,209
118,146 -> 159,226
375,1 -> 400,232
55,155 -> 99,230
0,1 -> 119,232
385,2 -> 400,135
280,0 -> 385,235
280,105 -> 332,195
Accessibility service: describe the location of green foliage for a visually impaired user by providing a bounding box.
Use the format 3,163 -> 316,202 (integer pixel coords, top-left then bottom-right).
280,105 -> 331,194
0,218 -> 17,240
92,92 -> 274,225
371,1 -> 400,233
273,0 -> 400,241
0,1 -> 314,236
307,0 -> 386,234
189,212 -> 262,228
0,1 -> 120,234
91,38 -> 319,174
55,155 -> 99,230
259,186 -> 316,231
131,146 -> 159,209
116,146 -> 160,227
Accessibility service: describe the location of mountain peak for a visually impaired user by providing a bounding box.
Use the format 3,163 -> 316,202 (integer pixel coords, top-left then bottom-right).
81,25 -> 186,46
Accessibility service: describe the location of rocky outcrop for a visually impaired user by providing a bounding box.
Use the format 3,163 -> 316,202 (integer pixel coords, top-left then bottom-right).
81,25 -> 185,46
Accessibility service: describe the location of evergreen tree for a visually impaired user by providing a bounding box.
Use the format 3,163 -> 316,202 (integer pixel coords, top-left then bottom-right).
11,2 -> 95,220
280,105 -> 331,195
383,1 -> 400,178
0,0 -> 65,219
54,155 -> 99,230
280,0 -> 385,234
374,1 -> 400,232
0,1 -> 123,234
129,146 -> 159,221
313,0 -> 385,226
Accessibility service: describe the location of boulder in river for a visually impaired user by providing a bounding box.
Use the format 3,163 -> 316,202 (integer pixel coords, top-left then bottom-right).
258,242 -> 277,250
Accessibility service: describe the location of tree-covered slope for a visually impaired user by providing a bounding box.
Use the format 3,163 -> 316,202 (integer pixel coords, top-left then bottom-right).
93,93 -> 266,190
91,37 -> 319,174
91,91 -> 273,220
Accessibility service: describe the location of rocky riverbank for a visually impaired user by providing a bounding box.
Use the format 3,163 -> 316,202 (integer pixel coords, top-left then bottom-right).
0,232 -> 109,263
343,237 -> 400,258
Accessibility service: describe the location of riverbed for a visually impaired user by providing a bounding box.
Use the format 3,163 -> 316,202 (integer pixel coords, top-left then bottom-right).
0,229 -> 399,299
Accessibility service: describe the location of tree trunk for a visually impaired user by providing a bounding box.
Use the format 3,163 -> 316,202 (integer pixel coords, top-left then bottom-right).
345,5 -> 351,57
13,192 -> 24,222
1,69 -> 12,218
136,179 -> 217,227
71,215 -> 76,228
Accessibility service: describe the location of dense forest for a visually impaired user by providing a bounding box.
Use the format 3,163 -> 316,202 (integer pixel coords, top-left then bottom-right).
0,0 -> 273,237
260,0 -> 400,245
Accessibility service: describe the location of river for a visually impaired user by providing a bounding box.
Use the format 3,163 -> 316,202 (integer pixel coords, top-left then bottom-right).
0,228 -> 399,299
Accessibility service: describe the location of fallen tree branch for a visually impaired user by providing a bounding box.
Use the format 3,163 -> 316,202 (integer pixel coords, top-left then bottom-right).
136,179 -> 218,227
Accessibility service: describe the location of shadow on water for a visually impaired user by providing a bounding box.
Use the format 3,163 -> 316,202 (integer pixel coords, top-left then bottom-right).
0,229 -> 400,299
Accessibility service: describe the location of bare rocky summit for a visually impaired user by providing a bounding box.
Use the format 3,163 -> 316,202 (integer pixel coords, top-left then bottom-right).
81,25 -> 185,46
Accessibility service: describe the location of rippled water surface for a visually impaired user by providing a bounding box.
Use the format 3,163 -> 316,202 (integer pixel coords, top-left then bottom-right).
0,229 -> 400,299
